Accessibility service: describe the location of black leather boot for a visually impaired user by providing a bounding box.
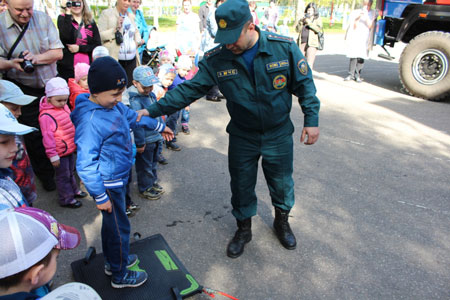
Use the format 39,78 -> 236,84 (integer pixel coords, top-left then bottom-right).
226,218 -> 252,258
273,207 -> 297,250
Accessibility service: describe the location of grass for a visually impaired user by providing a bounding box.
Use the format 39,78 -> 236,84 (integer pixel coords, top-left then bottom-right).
148,16 -> 345,34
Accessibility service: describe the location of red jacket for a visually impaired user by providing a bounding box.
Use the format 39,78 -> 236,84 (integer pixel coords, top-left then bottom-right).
68,78 -> 89,109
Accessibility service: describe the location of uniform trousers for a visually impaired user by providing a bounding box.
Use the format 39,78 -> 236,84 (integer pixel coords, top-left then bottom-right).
228,132 -> 294,220
101,184 -> 130,281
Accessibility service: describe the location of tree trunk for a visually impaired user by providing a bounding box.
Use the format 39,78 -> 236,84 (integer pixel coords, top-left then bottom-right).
295,0 -> 305,25
153,0 -> 159,27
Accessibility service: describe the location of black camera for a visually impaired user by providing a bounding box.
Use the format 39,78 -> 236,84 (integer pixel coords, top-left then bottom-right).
304,13 -> 311,19
18,51 -> 34,73
66,1 -> 81,8
115,30 -> 123,45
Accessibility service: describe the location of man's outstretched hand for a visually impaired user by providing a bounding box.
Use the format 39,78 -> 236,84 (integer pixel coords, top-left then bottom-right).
301,127 -> 319,145
136,109 -> 149,121
162,127 -> 174,141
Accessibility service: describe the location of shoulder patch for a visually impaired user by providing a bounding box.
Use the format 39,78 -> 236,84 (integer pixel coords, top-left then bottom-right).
204,45 -> 222,58
267,34 -> 294,43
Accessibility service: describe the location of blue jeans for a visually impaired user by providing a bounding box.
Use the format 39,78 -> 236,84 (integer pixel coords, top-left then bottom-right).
135,142 -> 159,193
166,111 -> 180,135
181,108 -> 190,125
125,169 -> 132,207
101,184 -> 130,281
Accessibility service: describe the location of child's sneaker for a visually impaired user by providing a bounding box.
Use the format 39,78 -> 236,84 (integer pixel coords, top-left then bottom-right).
181,124 -> 190,135
158,155 -> 168,165
152,183 -> 164,194
139,188 -> 161,200
111,270 -> 148,288
128,201 -> 140,211
104,254 -> 139,276
126,207 -> 134,217
181,124 -> 190,134
166,141 -> 181,151
74,190 -> 88,198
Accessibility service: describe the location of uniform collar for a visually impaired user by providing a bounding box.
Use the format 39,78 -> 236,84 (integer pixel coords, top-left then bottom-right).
255,27 -> 272,56
219,26 -> 272,59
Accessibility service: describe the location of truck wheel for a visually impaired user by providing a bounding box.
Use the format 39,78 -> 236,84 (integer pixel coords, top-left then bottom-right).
399,31 -> 450,101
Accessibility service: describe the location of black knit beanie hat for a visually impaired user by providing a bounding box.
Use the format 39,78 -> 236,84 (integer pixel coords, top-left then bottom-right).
88,56 -> 127,94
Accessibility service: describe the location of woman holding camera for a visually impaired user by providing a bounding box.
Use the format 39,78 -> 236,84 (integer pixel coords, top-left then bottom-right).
98,0 -> 142,87
295,2 -> 322,69
57,0 -> 101,81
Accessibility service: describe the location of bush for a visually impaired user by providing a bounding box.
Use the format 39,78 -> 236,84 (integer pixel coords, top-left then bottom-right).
90,5 -> 109,18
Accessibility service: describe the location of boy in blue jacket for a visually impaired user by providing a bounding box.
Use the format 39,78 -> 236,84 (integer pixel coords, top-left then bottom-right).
71,57 -> 173,288
129,66 -> 165,201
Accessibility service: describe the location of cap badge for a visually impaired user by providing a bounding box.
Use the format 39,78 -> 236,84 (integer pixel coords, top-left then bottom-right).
219,19 -> 227,29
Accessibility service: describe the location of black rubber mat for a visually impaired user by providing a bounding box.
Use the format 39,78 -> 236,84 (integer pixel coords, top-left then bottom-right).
71,234 -> 202,300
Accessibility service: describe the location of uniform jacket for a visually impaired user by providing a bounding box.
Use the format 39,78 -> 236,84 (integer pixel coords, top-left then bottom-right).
147,28 -> 320,138
39,97 -> 76,161
71,93 -> 165,204
128,86 -> 164,146
68,78 -> 89,109
97,7 -> 141,61
295,17 -> 323,48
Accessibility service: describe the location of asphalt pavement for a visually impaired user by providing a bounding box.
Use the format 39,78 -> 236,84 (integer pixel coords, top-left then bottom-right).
35,33 -> 450,299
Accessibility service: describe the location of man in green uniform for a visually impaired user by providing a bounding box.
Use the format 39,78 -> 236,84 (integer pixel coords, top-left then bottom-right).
140,0 -> 320,258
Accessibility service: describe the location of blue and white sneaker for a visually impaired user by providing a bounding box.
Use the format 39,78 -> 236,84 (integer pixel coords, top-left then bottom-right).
104,254 -> 138,276
111,269 -> 148,288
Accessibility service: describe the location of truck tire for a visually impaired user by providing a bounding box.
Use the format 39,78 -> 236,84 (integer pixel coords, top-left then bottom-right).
399,31 -> 450,101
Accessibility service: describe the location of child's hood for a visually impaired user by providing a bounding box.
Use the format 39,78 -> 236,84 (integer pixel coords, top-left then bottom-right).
70,93 -> 101,126
68,78 -> 89,94
39,96 -> 71,113
127,85 -> 140,98
39,96 -> 57,112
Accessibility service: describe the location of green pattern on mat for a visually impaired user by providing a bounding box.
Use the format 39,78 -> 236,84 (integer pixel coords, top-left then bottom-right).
128,259 -> 146,272
180,274 -> 200,295
155,250 -> 179,271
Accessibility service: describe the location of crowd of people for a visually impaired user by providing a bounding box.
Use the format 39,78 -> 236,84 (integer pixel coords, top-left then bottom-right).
0,0 -> 323,297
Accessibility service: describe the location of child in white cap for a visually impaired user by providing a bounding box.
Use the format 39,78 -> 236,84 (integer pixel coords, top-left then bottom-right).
39,77 -> 87,209
0,206 -> 100,299
0,80 -> 38,206
0,103 -> 37,210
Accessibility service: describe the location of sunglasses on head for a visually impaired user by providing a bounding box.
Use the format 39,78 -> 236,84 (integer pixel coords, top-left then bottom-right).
66,1 -> 82,8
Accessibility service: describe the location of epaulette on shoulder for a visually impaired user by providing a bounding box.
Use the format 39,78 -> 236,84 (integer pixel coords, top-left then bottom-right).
204,45 -> 222,58
267,33 -> 294,43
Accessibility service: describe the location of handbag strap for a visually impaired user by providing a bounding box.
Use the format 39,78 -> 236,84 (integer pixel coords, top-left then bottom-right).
7,22 -> 29,60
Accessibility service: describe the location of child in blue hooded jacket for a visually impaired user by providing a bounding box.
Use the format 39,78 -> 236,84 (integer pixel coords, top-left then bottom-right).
71,57 -> 173,289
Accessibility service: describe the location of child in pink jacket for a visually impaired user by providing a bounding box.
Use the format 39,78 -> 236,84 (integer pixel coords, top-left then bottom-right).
39,77 -> 86,208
